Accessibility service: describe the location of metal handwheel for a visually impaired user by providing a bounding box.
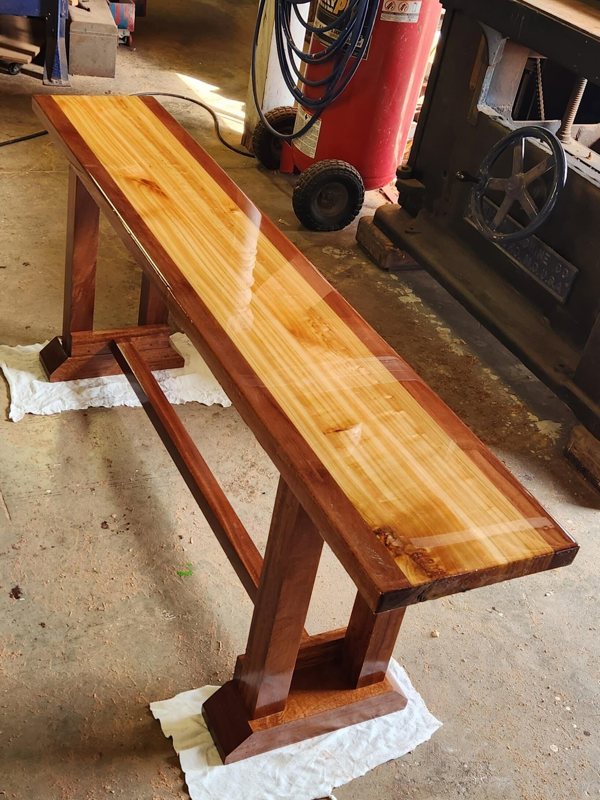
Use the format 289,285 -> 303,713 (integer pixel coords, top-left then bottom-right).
469,126 -> 567,244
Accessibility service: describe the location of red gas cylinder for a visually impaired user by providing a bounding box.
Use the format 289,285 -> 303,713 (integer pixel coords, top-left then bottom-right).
251,0 -> 442,229
289,0 -> 442,190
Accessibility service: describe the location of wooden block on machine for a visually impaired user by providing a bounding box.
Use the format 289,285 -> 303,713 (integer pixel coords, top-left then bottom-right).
356,216 -> 420,271
0,15 -> 41,66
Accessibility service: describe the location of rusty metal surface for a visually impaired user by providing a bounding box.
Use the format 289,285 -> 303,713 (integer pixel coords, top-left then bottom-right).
373,4 -> 600,436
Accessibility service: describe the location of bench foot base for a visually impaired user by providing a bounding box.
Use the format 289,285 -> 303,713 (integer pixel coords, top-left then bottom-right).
40,325 -> 184,382
202,658 -> 407,764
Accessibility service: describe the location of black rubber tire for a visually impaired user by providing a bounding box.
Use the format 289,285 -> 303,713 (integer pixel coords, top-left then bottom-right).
292,159 -> 365,231
8,63 -> 21,76
252,106 -> 296,170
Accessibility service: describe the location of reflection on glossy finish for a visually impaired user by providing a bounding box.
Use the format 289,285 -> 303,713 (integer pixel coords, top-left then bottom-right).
46,95 -> 574,587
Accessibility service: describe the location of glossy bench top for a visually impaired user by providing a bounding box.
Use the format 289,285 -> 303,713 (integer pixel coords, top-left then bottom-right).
34,95 -> 578,610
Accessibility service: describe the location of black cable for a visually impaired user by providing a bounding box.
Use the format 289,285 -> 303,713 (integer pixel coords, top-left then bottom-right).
134,92 -> 255,158
0,130 -> 48,148
281,0 -> 377,100
0,96 -> 253,158
291,0 -> 356,38
277,1 -> 368,100
251,0 -> 379,141
251,0 -> 321,140
282,0 -> 366,63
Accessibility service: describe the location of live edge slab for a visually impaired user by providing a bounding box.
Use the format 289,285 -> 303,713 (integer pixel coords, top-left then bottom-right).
33,94 -> 579,764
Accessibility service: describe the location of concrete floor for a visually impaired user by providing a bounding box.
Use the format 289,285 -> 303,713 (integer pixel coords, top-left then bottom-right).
0,3 -> 599,798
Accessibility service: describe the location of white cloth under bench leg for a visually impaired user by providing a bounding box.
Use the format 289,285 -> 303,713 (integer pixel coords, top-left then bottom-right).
150,659 -> 441,800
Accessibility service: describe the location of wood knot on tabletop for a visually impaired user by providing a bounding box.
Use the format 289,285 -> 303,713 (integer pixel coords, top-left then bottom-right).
374,526 -> 446,580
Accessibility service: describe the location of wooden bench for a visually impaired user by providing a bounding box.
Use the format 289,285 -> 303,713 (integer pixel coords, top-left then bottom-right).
33,94 -> 578,764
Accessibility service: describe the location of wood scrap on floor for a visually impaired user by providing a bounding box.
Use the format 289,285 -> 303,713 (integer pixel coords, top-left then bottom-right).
0,16 -> 41,69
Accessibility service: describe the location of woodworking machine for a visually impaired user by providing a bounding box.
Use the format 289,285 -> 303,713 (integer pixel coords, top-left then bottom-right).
369,0 -> 600,453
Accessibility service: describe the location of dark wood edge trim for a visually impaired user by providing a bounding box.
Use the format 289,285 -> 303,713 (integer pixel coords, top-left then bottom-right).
467,448 -> 580,553
377,545 -> 579,611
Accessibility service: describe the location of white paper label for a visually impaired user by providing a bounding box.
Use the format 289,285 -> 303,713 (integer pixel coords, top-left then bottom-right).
293,110 -> 321,159
380,0 -> 421,23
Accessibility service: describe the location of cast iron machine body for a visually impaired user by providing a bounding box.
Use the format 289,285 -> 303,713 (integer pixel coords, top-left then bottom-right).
372,0 -> 600,441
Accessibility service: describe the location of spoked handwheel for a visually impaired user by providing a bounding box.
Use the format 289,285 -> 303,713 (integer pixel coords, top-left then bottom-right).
469,126 -> 567,243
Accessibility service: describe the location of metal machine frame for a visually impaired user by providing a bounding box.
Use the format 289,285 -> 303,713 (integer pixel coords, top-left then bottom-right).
371,0 -> 600,440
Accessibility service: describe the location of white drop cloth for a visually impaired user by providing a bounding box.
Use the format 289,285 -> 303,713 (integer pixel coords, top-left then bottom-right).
0,333 -> 231,421
150,659 -> 441,800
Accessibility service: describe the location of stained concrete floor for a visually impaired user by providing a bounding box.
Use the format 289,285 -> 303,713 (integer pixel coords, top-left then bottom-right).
0,3 -> 599,799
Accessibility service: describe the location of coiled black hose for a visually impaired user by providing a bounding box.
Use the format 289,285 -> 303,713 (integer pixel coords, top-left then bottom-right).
251,0 -> 379,140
